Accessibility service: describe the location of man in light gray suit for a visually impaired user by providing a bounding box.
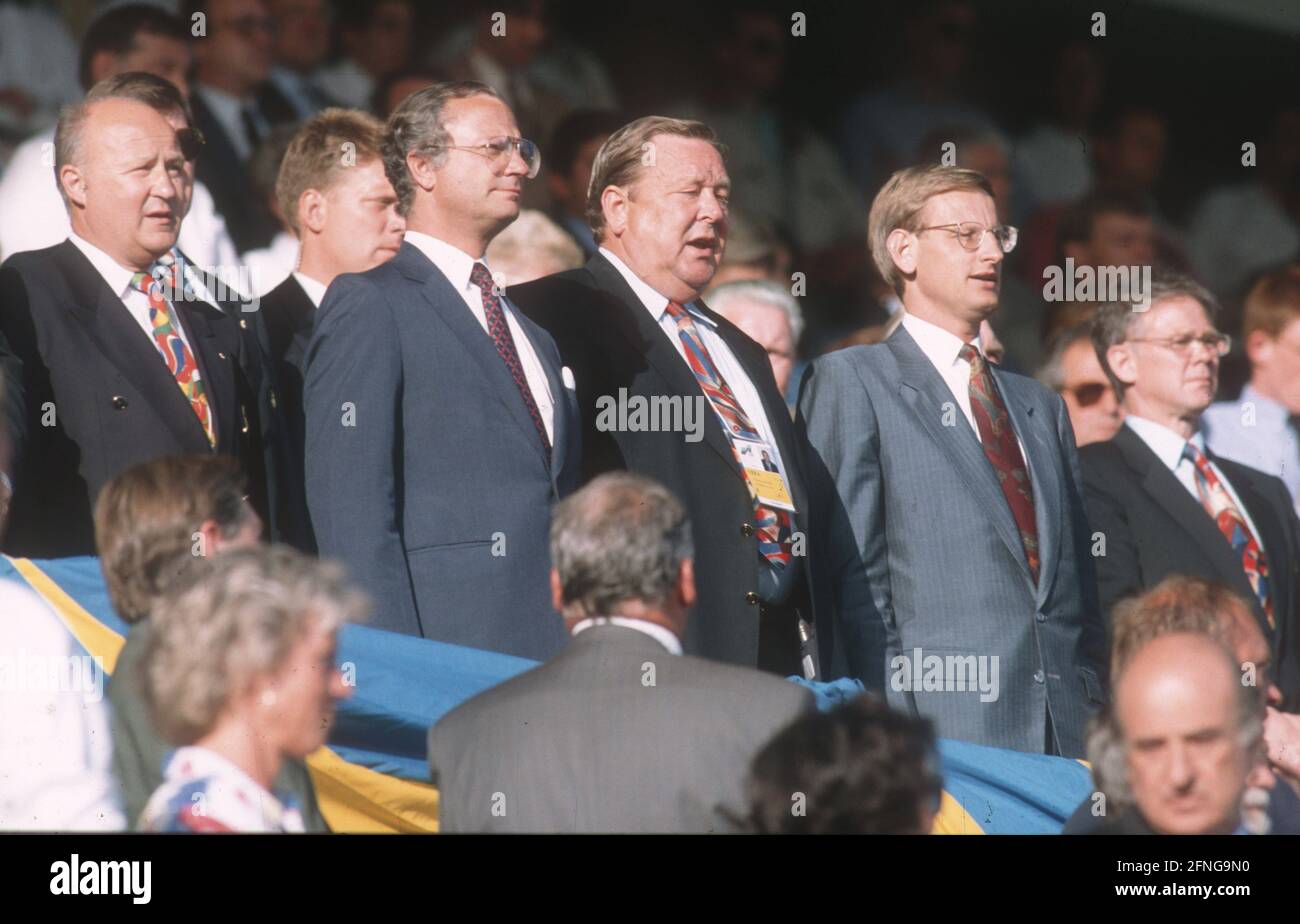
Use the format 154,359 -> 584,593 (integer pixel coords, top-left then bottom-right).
798,165 -> 1106,758
304,82 -> 580,658
427,472 -> 815,832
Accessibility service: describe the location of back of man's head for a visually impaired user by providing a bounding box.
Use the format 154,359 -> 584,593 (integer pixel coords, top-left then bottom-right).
549,473 -> 693,629
743,696 -> 941,834
95,455 -> 255,624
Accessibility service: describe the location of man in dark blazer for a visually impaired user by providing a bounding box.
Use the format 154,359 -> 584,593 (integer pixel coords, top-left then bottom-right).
258,108 -> 405,550
798,165 -> 1105,758
511,116 -> 819,677
305,82 -> 579,657
1082,274 -> 1300,709
0,84 -> 261,557
428,473 -> 815,833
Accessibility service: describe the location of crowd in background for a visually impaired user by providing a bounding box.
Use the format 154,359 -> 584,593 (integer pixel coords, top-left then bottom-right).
1,0 -> 1299,836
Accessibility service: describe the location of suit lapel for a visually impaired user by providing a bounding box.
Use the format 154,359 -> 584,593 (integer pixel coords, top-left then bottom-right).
585,255 -> 744,483
398,243 -> 550,470
887,326 -> 1032,582
515,306 -> 568,487
56,242 -> 212,452
995,368 -> 1063,603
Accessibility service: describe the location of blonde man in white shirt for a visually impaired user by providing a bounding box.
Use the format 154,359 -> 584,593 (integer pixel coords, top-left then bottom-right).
1081,272 -> 1300,712
799,164 -> 1104,758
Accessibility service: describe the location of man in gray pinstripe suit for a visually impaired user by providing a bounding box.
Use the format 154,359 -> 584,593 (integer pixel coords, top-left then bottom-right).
798,165 -> 1106,757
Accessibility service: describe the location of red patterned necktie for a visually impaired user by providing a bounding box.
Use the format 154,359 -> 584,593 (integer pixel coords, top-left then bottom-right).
665,300 -> 792,569
129,257 -> 215,448
1184,442 -> 1273,630
959,342 -> 1039,582
468,263 -> 551,460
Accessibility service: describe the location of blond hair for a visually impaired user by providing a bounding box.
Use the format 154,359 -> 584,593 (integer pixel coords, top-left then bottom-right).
276,107 -> 385,236
867,165 -> 993,295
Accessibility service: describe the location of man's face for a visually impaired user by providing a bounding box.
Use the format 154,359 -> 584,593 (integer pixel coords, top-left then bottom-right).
317,159 -> 405,275
349,0 -> 413,80
959,143 -> 1011,223
716,299 -> 795,393
64,99 -> 188,270
199,0 -> 273,91
1119,664 -> 1249,835
1059,337 -> 1122,446
905,189 -> 1003,328
267,0 -> 331,72
613,134 -> 729,302
430,94 -> 529,239
486,1 -> 547,67
111,32 -> 193,99
1072,212 -> 1154,268
1110,296 -> 1219,419
547,134 -> 607,217
264,616 -> 351,757
1100,113 -> 1167,192
1249,316 -> 1300,415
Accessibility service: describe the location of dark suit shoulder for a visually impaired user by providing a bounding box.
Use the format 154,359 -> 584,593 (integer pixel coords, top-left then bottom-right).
1078,435 -> 1132,475
1215,454 -> 1293,505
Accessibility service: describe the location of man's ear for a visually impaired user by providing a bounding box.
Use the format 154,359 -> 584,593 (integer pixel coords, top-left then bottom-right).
1107,342 -> 1139,388
600,185 -> 628,238
406,151 -> 437,197
299,188 -> 327,235
60,164 -> 88,210
677,557 -> 697,610
550,568 -> 564,613
886,227 -> 918,277
1244,329 -> 1274,368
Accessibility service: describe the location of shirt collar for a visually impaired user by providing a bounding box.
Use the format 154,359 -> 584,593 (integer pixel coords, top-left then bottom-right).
293,271 -> 328,308
405,230 -> 484,294
68,232 -> 148,300
598,246 -> 715,328
570,616 -> 683,655
901,309 -> 983,368
1124,415 -> 1204,471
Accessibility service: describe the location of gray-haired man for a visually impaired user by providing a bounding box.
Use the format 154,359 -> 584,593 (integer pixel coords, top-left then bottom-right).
427,472 -> 815,833
303,81 -> 581,654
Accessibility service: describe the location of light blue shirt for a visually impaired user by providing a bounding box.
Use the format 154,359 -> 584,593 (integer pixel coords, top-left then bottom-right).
1202,384 -> 1300,517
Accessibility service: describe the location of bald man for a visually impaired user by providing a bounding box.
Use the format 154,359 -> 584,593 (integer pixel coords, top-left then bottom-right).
1113,633 -> 1262,835
0,79 -> 259,556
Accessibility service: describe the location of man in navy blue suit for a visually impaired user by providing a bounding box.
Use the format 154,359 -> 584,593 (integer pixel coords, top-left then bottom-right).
303,82 -> 580,658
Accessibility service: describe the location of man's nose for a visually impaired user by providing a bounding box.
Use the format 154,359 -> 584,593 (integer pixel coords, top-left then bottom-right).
1165,742 -> 1195,789
699,190 -> 725,223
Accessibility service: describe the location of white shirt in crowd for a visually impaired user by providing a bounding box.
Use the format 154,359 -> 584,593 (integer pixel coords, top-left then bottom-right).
570,617 -> 683,655
599,246 -> 789,477
0,579 -> 125,831
0,126 -> 240,270
405,230 -> 556,442
1124,415 -> 1267,554
293,271 -> 328,308
243,230 -> 300,297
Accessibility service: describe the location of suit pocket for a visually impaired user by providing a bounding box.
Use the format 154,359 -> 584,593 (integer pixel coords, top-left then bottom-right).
405,538 -> 494,555
1079,666 -> 1106,705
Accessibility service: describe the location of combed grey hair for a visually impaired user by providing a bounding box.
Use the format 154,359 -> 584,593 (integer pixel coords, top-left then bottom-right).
382,80 -> 504,217
550,472 -> 693,617
1091,270 -> 1221,401
1034,320 -> 1094,392
141,545 -> 369,746
705,278 -> 806,343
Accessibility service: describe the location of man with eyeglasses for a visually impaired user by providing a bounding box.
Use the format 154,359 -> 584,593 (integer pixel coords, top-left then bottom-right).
1036,320 -> 1124,446
799,164 -> 1106,758
1081,273 -> 1300,709
304,81 -> 580,658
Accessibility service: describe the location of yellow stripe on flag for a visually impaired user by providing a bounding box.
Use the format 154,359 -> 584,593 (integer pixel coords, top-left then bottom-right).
931,790 -> 984,834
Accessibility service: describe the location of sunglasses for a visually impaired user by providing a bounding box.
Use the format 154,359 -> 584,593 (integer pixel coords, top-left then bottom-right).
1062,382 -> 1111,407
178,127 -> 205,163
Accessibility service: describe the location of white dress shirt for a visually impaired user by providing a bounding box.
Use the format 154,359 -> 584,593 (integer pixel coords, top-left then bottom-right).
193,84 -> 267,162
0,579 -> 125,831
0,127 -> 239,269
292,271 -> 328,308
405,231 -> 555,442
569,616 -> 683,655
242,230 -> 300,297
599,247 -> 789,478
901,310 -> 1032,465
1124,416 -> 1267,553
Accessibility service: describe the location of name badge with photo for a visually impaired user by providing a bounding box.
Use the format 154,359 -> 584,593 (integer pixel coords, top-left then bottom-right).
733,439 -> 796,512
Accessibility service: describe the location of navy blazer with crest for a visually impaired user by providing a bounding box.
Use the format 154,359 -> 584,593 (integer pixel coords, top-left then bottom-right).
0,240 -> 258,557
303,241 -> 579,658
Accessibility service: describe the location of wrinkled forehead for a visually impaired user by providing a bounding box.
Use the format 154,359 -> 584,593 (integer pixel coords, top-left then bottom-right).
95,122 -> 185,162
641,134 -> 729,187
916,188 -> 995,226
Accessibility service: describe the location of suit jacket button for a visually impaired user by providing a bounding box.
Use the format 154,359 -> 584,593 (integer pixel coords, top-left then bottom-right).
745,591 -> 759,606
1033,670 -> 1045,684
218,351 -> 227,360
740,523 -> 755,537
269,389 -> 277,409
111,395 -> 128,410
1036,611 -> 1047,623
